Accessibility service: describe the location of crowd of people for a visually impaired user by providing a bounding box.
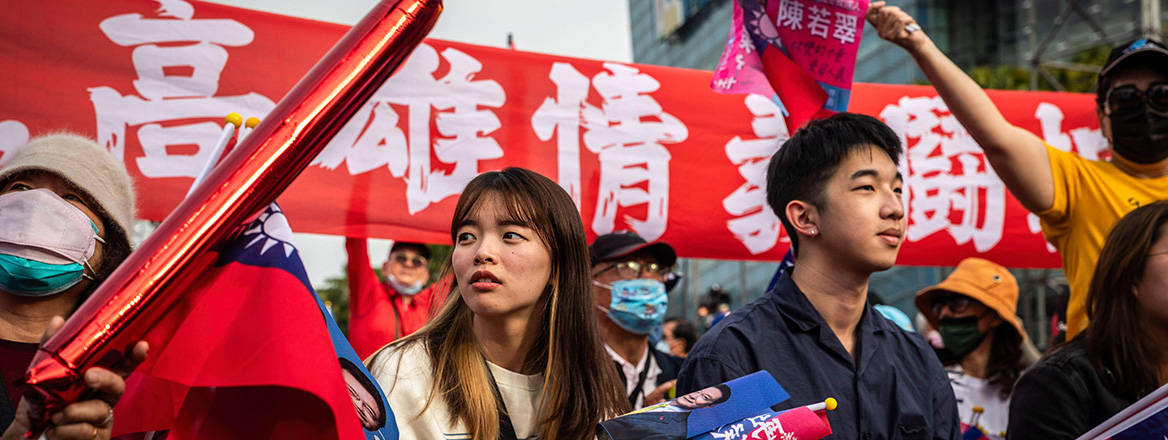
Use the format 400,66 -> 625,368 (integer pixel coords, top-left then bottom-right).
0,2 -> 1165,439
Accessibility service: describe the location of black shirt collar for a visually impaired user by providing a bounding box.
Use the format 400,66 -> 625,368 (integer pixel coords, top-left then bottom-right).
769,268 -> 891,336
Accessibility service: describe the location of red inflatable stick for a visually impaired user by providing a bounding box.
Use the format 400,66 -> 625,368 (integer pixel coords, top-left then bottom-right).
19,0 -> 441,435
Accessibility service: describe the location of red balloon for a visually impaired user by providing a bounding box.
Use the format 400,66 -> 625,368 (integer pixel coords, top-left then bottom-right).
19,0 -> 442,435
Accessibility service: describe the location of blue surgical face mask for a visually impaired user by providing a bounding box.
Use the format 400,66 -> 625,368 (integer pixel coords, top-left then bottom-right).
0,255 -> 87,296
595,278 -> 668,335
387,274 -> 424,295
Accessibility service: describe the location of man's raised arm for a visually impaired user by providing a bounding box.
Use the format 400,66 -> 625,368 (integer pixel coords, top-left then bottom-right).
867,1 -> 1055,213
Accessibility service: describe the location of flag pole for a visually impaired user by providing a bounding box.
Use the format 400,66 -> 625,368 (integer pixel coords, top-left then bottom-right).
187,113 -> 242,197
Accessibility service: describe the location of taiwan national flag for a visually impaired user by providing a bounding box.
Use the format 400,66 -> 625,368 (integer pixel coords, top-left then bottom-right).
961,424 -> 989,440
111,204 -> 398,440
1110,409 -> 1168,440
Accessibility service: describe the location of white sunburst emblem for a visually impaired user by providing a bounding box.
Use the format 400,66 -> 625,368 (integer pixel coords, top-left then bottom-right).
240,205 -> 297,258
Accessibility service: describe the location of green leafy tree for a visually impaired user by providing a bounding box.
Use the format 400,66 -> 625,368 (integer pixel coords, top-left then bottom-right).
316,266 -> 351,335
427,244 -> 452,276
968,45 -> 1110,94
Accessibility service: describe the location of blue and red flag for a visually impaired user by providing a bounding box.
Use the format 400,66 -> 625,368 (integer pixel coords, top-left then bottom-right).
112,204 -> 396,439
960,424 -> 990,440
1110,408 -> 1168,440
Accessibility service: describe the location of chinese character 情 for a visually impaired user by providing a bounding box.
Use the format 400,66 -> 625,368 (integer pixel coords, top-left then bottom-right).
531,62 -> 688,241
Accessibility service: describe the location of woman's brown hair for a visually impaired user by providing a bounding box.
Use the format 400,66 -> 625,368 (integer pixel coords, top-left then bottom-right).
1084,200 -> 1168,401
983,324 -> 1025,399
383,167 -> 627,438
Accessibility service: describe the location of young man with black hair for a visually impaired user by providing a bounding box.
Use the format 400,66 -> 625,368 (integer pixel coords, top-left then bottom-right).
677,113 -> 960,439
868,2 -> 1168,339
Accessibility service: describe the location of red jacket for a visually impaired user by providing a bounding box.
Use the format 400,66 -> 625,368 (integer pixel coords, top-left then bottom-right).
345,238 -> 445,359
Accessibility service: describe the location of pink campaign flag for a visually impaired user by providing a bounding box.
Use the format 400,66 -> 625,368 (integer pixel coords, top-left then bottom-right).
712,0 -> 869,133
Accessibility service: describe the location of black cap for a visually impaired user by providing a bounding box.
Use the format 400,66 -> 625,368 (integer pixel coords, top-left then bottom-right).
588,230 -> 677,268
390,241 -> 431,259
1100,38 -> 1168,80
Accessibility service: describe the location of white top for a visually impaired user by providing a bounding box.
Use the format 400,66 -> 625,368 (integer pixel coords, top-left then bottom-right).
946,365 -> 1009,440
368,342 -> 544,440
605,344 -> 663,409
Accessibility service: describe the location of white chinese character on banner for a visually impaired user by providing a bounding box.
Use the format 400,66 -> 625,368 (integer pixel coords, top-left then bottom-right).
807,5 -> 832,39
777,0 -> 804,31
723,94 -> 788,254
1033,102 -> 1108,160
531,62 -> 688,241
832,12 -> 857,45
89,1 -> 275,179
880,96 -> 1006,252
1027,212 -> 1058,252
531,62 -> 590,205
313,43 -> 505,214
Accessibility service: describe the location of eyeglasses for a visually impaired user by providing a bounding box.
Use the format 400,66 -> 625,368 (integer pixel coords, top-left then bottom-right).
930,294 -> 976,316
596,260 -> 670,281
1105,83 -> 1168,114
392,254 -> 428,268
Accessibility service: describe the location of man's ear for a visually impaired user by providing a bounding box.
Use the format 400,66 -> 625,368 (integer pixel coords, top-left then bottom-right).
381,260 -> 393,279
785,200 -> 819,238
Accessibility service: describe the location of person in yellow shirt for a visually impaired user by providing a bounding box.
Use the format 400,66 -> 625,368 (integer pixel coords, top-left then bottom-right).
868,2 -> 1168,338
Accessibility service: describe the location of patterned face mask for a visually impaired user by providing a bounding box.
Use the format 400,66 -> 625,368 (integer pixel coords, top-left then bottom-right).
595,278 -> 668,335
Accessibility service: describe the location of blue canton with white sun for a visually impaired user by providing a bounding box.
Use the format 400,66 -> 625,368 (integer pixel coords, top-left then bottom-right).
216,204 -> 314,291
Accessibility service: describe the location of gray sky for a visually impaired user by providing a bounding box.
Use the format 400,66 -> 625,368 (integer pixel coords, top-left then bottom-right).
204,0 -> 634,286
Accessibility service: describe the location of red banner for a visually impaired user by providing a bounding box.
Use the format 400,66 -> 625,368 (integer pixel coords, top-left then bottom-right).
0,0 -> 1105,267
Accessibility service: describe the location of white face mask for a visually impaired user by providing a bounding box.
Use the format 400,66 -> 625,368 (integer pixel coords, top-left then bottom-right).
0,189 -> 105,296
387,274 -> 424,295
0,188 -> 103,264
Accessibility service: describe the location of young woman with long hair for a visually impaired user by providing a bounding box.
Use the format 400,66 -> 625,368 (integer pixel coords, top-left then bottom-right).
1008,201 -> 1168,438
367,167 -> 628,439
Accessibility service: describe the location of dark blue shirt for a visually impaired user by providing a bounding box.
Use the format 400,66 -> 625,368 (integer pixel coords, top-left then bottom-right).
677,270 -> 960,440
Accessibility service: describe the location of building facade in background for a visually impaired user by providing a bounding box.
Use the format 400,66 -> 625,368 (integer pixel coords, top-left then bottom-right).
628,0 -> 1166,346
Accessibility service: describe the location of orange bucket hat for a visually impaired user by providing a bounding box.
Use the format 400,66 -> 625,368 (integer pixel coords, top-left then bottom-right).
915,257 -> 1024,339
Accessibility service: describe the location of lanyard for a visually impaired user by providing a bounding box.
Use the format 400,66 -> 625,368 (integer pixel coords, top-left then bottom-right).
485,363 -> 520,440
616,355 -> 652,408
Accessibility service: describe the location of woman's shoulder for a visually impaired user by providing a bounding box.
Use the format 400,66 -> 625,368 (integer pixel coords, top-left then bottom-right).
1013,338 -> 1100,400
1027,337 -> 1092,376
366,340 -> 433,385
368,341 -> 465,437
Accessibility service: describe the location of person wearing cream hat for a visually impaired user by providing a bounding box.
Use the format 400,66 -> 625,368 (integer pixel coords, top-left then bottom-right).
916,258 -> 1032,439
0,133 -> 147,440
